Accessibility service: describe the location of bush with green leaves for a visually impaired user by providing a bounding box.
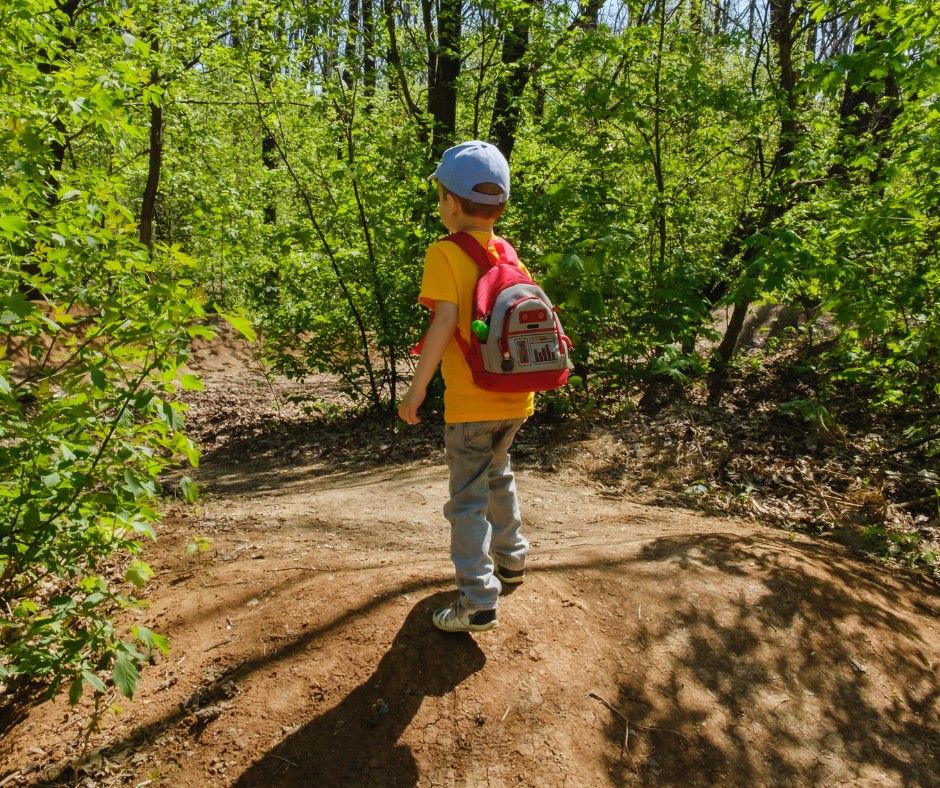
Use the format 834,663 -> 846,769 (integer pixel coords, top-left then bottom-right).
1,0 -> 205,709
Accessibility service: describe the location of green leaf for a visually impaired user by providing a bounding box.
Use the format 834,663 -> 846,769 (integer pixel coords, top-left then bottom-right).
13,600 -> 39,617
580,289 -> 605,315
157,401 -> 184,430
124,559 -> 153,588
91,367 -> 106,390
185,535 -> 212,554
0,292 -> 34,321
182,438 -> 200,469
80,575 -> 105,593
82,669 -> 107,694
179,475 -> 199,503
123,469 -> 145,497
23,505 -> 39,530
133,625 -> 170,656
112,651 -> 140,699
69,675 -> 84,705
187,324 -> 216,340
41,471 -> 61,489
179,373 -> 205,391
218,310 -> 257,342
0,215 -> 28,236
128,518 -> 157,539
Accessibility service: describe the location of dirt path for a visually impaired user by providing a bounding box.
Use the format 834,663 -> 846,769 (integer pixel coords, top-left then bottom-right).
1,335 -> 938,787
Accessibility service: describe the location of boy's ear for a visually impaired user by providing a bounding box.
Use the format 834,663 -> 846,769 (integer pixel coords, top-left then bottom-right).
441,190 -> 460,216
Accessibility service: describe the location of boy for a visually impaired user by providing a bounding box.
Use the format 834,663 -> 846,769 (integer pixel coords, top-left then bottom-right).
398,141 -> 532,633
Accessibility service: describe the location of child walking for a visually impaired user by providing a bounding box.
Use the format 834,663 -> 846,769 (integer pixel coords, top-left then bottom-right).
398,141 -> 532,633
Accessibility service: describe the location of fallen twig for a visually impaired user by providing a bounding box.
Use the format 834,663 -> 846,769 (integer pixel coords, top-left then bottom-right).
622,714 -> 631,766
896,494 -> 937,509
589,692 -> 626,724
588,692 -> 692,744
588,693 -> 637,771
629,720 -> 693,743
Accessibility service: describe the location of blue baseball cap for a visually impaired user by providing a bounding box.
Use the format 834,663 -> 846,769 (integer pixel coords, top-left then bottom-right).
430,141 -> 510,205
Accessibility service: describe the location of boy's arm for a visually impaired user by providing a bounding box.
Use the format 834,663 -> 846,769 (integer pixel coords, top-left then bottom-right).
398,300 -> 458,425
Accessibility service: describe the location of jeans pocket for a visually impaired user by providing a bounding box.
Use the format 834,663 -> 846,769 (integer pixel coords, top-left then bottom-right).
462,421 -> 495,450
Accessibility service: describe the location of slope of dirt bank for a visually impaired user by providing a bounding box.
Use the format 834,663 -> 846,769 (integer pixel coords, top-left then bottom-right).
1,329 -> 938,787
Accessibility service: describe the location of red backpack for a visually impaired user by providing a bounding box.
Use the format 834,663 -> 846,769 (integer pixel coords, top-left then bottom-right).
417,232 -> 573,393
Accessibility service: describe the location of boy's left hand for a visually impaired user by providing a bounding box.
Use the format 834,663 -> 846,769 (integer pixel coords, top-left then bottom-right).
398,385 -> 426,425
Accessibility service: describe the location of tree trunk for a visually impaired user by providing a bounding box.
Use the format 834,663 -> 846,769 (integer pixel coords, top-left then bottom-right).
17,0 -> 82,295
362,0 -> 376,102
579,0 -> 604,30
261,26 -> 278,225
139,90 -> 163,250
805,12 -> 817,62
705,0 -> 804,398
769,0 -> 799,175
428,0 -> 461,158
489,1 -> 532,161
652,0 -> 667,278
344,0 -> 360,87
138,2 -> 164,251
714,299 -> 751,369
422,0 -> 436,98
690,0 -> 703,33
37,0 -> 82,208
831,19 -> 901,185
261,132 -> 277,225
384,0 -> 429,143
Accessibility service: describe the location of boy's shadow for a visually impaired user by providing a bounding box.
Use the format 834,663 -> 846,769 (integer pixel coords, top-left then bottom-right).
235,592 -> 486,787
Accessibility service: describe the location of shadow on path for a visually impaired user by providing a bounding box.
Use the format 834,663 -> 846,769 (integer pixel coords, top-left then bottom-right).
601,533 -> 940,786
235,592 -> 485,787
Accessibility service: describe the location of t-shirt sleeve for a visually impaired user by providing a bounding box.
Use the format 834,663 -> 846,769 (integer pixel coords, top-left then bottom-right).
419,243 -> 458,310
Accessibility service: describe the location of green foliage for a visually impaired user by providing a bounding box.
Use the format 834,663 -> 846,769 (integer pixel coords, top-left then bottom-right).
1,0 -> 205,709
92,0 -> 934,429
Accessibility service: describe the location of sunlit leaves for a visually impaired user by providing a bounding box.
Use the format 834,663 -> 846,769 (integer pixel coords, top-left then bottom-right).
0,0 -> 209,711
111,649 -> 141,698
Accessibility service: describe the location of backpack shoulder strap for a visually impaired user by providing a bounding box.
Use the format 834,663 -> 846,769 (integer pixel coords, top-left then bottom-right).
445,231 -> 519,272
490,237 -> 521,268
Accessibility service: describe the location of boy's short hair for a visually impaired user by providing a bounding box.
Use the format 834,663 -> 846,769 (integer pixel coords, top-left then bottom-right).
439,182 -> 507,220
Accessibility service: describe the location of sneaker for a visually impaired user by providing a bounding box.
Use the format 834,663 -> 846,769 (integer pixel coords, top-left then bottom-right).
495,564 -> 525,585
432,600 -> 498,633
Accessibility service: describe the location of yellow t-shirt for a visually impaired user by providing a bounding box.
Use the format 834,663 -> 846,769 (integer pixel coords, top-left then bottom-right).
419,230 -> 535,424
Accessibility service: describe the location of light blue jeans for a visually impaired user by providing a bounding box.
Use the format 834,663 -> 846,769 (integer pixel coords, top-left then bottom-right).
443,419 -> 529,611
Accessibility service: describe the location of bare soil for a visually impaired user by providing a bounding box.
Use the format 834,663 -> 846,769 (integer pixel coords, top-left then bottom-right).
1,330 -> 938,787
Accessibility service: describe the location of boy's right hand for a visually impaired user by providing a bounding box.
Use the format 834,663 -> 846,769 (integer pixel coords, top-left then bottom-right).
398,384 -> 426,425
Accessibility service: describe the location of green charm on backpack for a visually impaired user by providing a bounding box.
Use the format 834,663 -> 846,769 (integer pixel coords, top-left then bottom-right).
471,319 -> 490,341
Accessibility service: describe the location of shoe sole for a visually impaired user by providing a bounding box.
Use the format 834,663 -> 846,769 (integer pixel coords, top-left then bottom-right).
495,568 -> 525,585
432,609 -> 499,633
433,619 -> 499,633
